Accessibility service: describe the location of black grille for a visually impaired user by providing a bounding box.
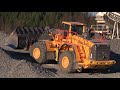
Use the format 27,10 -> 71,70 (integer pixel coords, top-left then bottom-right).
91,44 -> 110,60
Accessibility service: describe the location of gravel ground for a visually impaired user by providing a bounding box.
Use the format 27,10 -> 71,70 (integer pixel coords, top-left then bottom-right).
0,31 -> 120,78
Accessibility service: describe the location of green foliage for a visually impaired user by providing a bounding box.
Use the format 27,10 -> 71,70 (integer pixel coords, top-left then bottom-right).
0,12 -> 96,33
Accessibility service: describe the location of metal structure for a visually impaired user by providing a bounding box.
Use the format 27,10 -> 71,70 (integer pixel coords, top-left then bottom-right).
90,12 -> 111,40
102,12 -> 120,39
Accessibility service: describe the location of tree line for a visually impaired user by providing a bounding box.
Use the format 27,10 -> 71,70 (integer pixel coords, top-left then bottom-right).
0,12 -> 96,33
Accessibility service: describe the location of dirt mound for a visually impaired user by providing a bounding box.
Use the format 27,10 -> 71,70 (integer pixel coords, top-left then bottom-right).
108,39 -> 120,72
0,47 -> 58,78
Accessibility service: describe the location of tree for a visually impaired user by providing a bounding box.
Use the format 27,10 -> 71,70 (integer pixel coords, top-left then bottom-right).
0,12 -> 95,33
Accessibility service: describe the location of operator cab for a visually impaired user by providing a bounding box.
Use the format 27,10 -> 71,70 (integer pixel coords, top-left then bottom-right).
71,24 -> 84,35
62,21 -> 86,37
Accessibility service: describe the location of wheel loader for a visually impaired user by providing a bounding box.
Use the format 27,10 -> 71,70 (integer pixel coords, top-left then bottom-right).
3,21 -> 116,73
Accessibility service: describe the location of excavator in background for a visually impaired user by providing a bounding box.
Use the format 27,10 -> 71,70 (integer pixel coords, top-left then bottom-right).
2,21 -> 116,73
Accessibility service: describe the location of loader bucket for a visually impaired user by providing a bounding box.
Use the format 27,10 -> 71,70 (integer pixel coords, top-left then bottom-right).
5,29 -> 18,49
5,27 -> 45,50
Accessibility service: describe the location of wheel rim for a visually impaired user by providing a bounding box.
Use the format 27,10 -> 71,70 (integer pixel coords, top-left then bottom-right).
33,48 -> 40,60
62,56 -> 69,68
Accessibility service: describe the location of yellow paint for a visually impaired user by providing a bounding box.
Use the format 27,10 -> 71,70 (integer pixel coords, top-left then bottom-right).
69,47 -> 73,51
73,45 -> 81,62
44,40 -> 60,61
33,48 -> 40,60
83,25 -> 86,33
62,56 -> 69,68
82,60 -> 116,69
62,21 -> 85,26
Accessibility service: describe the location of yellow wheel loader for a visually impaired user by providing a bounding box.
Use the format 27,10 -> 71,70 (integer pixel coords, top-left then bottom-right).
30,21 -> 116,72
3,22 -> 116,73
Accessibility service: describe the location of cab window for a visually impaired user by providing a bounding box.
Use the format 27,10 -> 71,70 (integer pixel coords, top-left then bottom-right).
71,25 -> 83,35
61,24 -> 69,37
63,24 -> 69,30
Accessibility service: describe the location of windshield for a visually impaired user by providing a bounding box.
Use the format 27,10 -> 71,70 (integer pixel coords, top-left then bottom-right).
71,25 -> 83,35
63,24 -> 69,30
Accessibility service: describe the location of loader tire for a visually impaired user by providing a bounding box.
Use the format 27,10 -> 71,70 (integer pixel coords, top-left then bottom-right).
30,41 -> 47,64
59,51 -> 76,73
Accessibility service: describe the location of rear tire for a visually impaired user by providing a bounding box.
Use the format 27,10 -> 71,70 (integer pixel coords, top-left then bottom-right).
30,41 -> 47,64
59,51 -> 76,73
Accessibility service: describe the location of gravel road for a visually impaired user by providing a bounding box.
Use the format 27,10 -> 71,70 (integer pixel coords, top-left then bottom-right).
0,31 -> 120,78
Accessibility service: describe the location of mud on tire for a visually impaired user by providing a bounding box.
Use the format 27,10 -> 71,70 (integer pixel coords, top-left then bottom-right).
30,41 -> 47,64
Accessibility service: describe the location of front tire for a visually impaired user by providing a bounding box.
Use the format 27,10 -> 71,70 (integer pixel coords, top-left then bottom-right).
30,41 -> 47,64
59,51 -> 76,73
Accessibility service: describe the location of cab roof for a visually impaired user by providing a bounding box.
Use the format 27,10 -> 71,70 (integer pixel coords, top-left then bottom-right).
62,21 -> 85,26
